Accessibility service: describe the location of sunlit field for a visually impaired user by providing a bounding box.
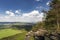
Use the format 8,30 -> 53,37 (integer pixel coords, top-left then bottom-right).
0,29 -> 22,39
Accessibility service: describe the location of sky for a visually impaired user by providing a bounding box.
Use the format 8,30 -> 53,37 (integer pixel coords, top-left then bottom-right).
0,0 -> 51,23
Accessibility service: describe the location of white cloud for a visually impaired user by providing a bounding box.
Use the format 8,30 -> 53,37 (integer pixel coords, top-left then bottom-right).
22,10 -> 39,17
15,10 -> 21,14
0,10 -> 44,23
46,1 -> 50,6
6,11 -> 15,16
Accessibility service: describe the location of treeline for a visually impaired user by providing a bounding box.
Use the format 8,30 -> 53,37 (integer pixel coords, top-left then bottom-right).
0,24 -> 34,31
11,25 -> 33,31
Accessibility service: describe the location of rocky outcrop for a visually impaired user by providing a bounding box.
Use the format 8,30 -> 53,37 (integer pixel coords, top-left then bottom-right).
25,29 -> 60,40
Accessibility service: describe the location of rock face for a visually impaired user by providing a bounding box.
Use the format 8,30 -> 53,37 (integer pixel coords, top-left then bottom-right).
25,29 -> 60,40
33,35 -> 45,40
25,31 -> 33,40
33,29 -> 48,40
25,29 -> 48,40
25,35 -> 30,40
34,29 -> 48,36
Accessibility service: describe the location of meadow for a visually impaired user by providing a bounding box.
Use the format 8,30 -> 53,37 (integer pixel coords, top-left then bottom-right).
0,29 -> 22,39
0,28 -> 34,40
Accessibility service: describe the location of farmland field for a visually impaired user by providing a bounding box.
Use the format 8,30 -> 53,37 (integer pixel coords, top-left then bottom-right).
0,29 -> 23,39
0,29 -> 34,40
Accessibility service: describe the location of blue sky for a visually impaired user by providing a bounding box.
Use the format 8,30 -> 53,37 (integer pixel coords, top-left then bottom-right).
0,0 -> 51,22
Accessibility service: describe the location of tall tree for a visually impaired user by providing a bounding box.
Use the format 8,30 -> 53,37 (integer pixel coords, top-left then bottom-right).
45,0 -> 60,33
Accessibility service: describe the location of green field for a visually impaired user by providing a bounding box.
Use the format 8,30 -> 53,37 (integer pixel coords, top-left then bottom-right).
0,29 -> 23,39
15,31 -> 33,40
0,29 -> 34,40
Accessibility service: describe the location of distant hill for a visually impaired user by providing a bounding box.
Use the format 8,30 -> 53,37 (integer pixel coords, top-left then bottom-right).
0,22 -> 35,25
0,22 -> 35,31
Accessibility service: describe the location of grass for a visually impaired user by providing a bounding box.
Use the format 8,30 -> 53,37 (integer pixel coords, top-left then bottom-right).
0,29 -> 34,40
15,29 -> 34,40
0,29 -> 22,39
16,31 -> 27,40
